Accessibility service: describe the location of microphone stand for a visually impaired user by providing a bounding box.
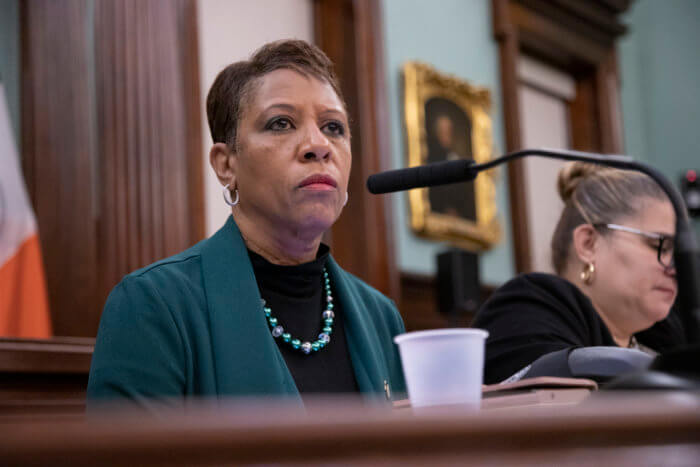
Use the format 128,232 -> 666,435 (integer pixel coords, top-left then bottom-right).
369,147 -> 700,382
470,148 -> 700,344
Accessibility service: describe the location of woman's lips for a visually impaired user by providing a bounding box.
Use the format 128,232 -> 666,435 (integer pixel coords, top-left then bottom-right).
298,174 -> 337,191
654,286 -> 677,298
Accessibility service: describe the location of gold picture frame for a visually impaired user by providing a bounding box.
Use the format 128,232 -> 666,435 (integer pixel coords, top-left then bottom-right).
402,62 -> 501,250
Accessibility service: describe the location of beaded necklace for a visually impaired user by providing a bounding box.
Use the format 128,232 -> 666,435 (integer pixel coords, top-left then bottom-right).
263,267 -> 334,355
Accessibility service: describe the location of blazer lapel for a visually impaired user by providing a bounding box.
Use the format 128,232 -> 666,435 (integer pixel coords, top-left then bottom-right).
327,257 -> 389,403
199,216 -> 299,399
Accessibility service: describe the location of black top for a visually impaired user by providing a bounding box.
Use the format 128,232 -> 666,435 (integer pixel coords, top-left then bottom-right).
248,245 -> 359,395
472,273 -> 688,384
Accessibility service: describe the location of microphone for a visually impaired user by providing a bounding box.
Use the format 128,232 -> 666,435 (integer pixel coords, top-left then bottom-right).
366,159 -> 477,194
367,148 -> 700,346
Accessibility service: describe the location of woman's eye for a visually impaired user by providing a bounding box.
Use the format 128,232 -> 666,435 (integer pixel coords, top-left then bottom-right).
323,121 -> 346,136
660,239 -> 674,253
267,117 -> 293,131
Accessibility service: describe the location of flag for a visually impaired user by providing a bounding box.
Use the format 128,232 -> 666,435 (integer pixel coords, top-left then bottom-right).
0,81 -> 52,338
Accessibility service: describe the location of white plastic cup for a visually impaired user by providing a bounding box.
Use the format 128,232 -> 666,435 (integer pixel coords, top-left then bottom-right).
394,328 -> 489,409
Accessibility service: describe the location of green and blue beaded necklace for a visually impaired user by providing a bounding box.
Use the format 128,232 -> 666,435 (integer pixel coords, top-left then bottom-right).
262,267 -> 334,355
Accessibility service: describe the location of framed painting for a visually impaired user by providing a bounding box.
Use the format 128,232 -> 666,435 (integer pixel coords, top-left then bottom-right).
402,62 -> 501,250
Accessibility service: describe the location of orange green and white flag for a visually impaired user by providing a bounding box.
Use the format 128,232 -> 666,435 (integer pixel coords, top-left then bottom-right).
0,80 -> 52,338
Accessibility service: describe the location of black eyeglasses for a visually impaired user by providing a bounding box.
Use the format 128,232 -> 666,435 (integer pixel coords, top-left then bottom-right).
594,223 -> 675,269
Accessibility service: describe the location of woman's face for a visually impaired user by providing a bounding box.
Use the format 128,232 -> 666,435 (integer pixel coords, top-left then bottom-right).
232,69 -> 351,236
592,198 -> 677,333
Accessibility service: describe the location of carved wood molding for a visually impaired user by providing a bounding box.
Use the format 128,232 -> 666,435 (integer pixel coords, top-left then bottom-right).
491,0 -> 630,273
0,337 -> 94,374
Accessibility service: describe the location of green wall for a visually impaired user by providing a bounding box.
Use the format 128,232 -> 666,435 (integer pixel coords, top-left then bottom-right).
619,0 -> 700,236
381,0 -> 515,284
381,0 -> 700,284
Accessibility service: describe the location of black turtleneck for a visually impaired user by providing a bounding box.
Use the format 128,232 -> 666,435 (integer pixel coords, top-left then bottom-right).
247,245 -> 359,394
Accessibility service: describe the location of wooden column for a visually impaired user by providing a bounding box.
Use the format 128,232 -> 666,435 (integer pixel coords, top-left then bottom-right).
21,0 -> 100,336
315,0 -> 399,302
21,0 -> 204,337
94,0 -> 204,297
492,0 -> 532,273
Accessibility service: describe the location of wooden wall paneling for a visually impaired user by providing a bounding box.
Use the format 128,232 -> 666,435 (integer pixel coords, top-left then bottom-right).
94,0 -> 120,299
135,0 -> 153,264
518,0 -> 626,52
510,2 -> 607,68
569,74 -> 601,152
595,49 -> 624,153
315,0 -> 399,302
0,337 -> 93,415
95,0 -> 130,302
492,0 -> 629,274
154,1 -> 190,258
349,0 -> 399,301
21,0 -> 101,336
94,0 -> 204,307
492,0 -> 532,273
180,0 -> 206,244
20,0 -> 204,337
315,0 -> 367,283
126,1 -> 141,271
144,1 -> 165,263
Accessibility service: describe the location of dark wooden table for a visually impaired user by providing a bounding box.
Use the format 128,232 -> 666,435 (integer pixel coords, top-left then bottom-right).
0,392 -> 698,465
0,337 -> 93,415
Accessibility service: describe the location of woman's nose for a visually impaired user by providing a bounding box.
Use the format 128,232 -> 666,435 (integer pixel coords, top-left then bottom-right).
300,125 -> 331,161
664,263 -> 677,277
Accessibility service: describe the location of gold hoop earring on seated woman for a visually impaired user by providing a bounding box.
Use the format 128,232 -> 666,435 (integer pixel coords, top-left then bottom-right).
223,183 -> 239,207
343,191 -> 348,207
580,262 -> 595,285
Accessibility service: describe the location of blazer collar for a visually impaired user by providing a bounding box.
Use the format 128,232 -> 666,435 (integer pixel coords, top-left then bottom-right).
200,216 -> 389,404
327,257 -> 390,403
199,216 -> 300,399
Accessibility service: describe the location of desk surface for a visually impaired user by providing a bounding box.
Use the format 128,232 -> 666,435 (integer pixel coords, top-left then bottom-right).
0,392 -> 699,466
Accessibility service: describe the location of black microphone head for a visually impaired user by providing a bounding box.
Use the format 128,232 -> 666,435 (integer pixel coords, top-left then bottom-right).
367,160 -> 477,194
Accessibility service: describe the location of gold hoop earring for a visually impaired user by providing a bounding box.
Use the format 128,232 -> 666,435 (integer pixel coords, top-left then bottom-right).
580,262 -> 595,285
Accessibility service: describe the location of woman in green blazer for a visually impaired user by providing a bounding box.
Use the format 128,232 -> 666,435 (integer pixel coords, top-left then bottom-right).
87,40 -> 406,405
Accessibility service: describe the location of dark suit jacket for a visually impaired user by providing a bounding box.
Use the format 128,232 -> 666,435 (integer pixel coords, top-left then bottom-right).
87,216 -> 406,405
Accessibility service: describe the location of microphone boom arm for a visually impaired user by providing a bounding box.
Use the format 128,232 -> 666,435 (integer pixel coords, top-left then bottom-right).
368,147 -> 700,343
476,149 -> 699,343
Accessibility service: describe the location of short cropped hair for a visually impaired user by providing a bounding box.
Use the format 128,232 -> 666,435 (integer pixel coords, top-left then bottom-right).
550,162 -> 668,274
206,39 -> 344,149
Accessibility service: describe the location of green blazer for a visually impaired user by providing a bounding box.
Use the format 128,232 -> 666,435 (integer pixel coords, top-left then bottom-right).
87,216 -> 406,405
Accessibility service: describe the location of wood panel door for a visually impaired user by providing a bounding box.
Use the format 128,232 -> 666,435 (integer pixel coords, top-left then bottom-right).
493,0 -> 630,273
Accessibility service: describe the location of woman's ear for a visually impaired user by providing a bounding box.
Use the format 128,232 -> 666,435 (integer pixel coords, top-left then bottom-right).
209,143 -> 236,187
571,224 -> 599,265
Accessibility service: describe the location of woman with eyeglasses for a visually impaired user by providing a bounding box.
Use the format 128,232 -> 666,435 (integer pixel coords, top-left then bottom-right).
473,162 -> 688,384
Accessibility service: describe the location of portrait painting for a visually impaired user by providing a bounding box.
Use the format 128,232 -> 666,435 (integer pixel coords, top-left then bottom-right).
402,62 -> 500,250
